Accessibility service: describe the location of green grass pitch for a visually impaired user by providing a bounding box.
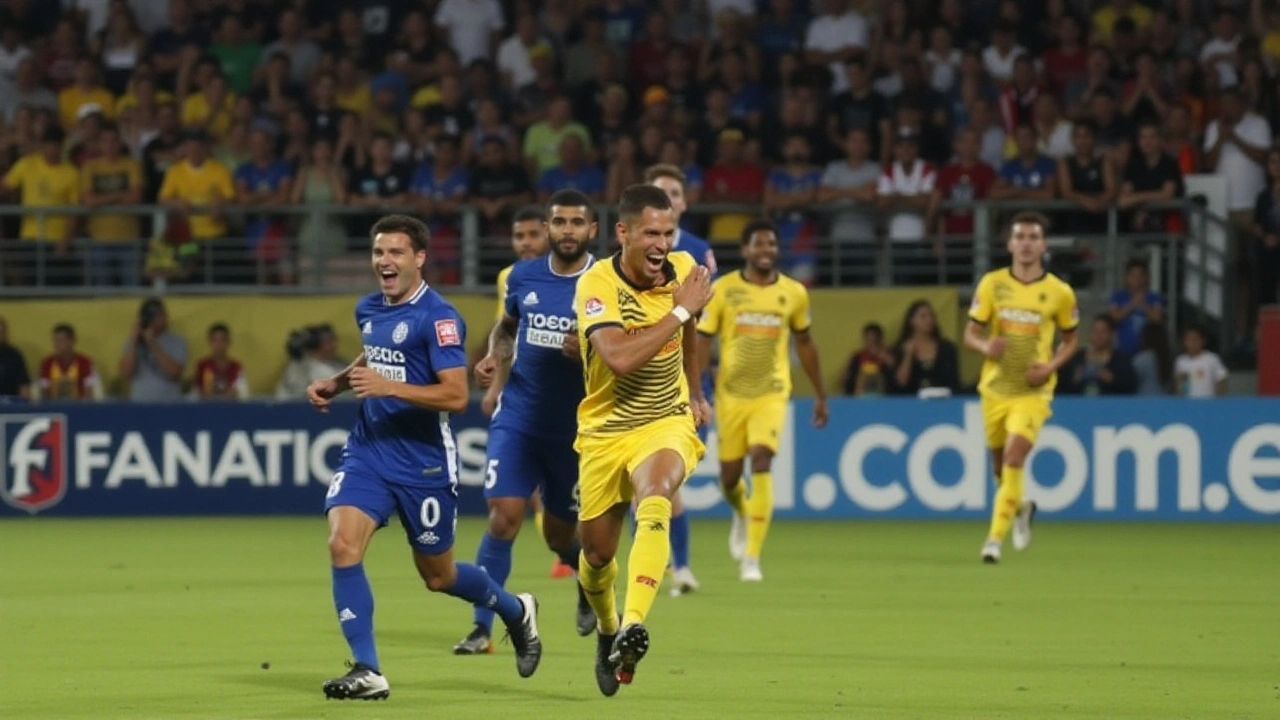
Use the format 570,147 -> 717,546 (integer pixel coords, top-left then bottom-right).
2,517 -> 1277,719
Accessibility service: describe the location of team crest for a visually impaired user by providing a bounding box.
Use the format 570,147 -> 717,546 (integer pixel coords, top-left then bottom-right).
585,297 -> 605,318
0,414 -> 69,514
392,321 -> 409,344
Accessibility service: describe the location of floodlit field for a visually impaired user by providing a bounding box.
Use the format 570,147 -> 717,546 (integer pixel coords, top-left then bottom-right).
2,517 -> 1277,719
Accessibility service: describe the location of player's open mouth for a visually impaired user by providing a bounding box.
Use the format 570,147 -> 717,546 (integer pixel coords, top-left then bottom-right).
378,269 -> 397,283
644,253 -> 665,272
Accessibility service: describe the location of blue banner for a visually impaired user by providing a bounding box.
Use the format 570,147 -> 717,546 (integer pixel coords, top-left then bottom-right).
1,398 -> 1277,520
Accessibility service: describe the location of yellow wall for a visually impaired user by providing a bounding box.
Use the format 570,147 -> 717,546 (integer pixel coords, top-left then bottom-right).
2,287 -> 975,398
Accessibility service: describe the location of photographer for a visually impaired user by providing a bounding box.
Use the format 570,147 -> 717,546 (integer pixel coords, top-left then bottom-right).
118,298 -> 188,402
275,324 -> 347,400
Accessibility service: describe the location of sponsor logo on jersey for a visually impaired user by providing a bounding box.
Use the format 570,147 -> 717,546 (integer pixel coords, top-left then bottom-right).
997,307 -> 1043,325
584,297 -> 604,318
525,313 -> 575,349
0,414 -> 68,514
523,291 -> 539,306
435,319 -> 461,346
362,321 -> 373,335
392,321 -> 409,344
734,312 -> 784,328
365,346 -> 407,364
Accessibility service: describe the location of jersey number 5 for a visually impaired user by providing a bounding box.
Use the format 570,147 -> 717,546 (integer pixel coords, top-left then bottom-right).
485,459 -> 499,489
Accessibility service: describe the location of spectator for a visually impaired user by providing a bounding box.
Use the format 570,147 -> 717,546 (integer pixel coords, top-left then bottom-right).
81,121 -> 143,286
537,133 -> 604,202
1032,93 -> 1073,160
1199,9 -> 1242,89
982,22 -> 1027,84
58,56 -> 116,130
522,95 -> 591,177
434,0 -> 504,67
42,19 -> 82,93
587,84 -> 632,152
1042,14 -> 1088,98
1205,87 -> 1271,236
757,0 -> 807,87
2,58 -> 57,124
1122,51 -> 1170,129
571,48 -> 623,128
998,55 -> 1040,133
1093,0 -> 1153,43
1068,47 -> 1119,120
469,136 -> 533,231
412,133 -> 471,220
158,129 -> 234,243
1110,259 -> 1165,357
1059,315 -> 1137,395
702,127 -> 765,243
424,73 -> 474,139
764,91 -> 828,166
1119,122 -> 1184,232
35,323 -> 102,401
119,297 -> 187,402
193,323 -> 248,400
141,101 -> 182,201
563,11 -> 611,89
600,0 -> 647,50
804,0 -> 869,94
838,321 -> 893,396
693,85 -> 750,167
1133,321 -> 1174,396
260,8 -> 320,86
1058,121 -> 1115,236
209,15 -> 259,96
924,24 -> 962,94
275,324 -> 346,400
764,133 -> 821,284
497,11 -> 545,93
605,133 -> 641,203
346,132 -> 411,244
968,97 -> 1008,170
1175,325 -> 1228,397
933,127 -> 997,245
1088,88 -> 1133,168
292,137 -> 347,283
0,315 -> 32,399
818,128 -> 880,276
3,125 -> 80,278
890,299 -> 960,395
235,125 -> 294,283
181,71 -> 234,141
1254,147 -> 1280,307
328,8 -> 377,73
1165,103 -> 1200,175
332,56 -> 371,117
992,124 -> 1056,204
250,52 -> 304,123
0,24 -> 33,87
719,50 -> 765,131
92,5 -> 147,97
148,0 -> 208,90
390,9 -> 442,90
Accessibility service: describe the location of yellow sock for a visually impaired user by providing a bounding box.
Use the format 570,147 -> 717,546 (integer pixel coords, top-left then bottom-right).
745,471 -> 773,560
723,479 -> 748,517
533,510 -> 544,537
623,496 -> 672,627
988,465 -> 1024,542
577,552 -> 619,635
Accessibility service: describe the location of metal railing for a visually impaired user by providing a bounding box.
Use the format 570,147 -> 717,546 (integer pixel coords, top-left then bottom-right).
0,197 -> 1231,341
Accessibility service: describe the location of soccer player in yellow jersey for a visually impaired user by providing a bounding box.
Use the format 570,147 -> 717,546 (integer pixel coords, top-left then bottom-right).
964,212 -> 1079,564
697,220 -> 828,582
573,184 -> 713,695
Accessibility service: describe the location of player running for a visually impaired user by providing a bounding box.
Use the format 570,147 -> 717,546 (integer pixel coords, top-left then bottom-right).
963,211 -> 1079,564
309,215 -> 542,700
454,190 -> 598,655
488,206 -> 573,579
573,185 -> 714,695
697,220 -> 828,582
645,163 -> 716,596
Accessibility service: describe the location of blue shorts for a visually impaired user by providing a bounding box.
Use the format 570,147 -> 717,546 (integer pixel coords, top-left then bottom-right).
484,424 -> 579,523
324,455 -> 458,556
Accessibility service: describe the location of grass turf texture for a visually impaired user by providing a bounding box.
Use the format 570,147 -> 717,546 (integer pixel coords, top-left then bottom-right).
2,518 -> 1277,719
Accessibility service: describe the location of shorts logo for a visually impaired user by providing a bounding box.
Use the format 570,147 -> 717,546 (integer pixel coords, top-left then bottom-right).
416,531 -> 440,546
584,297 -> 605,318
0,414 -> 69,515
392,321 -> 409,344
435,319 -> 461,346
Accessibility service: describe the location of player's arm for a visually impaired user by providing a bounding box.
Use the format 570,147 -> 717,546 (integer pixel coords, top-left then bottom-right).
578,266 -> 713,377
682,316 -> 704,402
694,276 -> 723,377
696,332 -> 716,376
372,367 -> 470,414
963,274 -> 1004,358
588,317 -> 686,377
330,353 -> 368,394
794,330 -> 827,402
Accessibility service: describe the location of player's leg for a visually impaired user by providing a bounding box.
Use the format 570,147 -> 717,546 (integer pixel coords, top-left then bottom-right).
985,397 -> 1048,562
716,399 -> 750,560
739,397 -> 786,580
980,396 -> 1010,563
322,468 -> 394,700
536,442 -> 594,636
575,438 -> 630,696
668,490 -> 699,596
1005,398 -> 1049,552
400,485 -> 542,678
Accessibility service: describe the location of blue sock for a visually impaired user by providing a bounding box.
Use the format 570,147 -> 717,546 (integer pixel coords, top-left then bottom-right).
555,541 -> 581,570
670,511 -> 691,570
471,534 -> 513,633
332,564 -> 379,671
448,563 -> 525,627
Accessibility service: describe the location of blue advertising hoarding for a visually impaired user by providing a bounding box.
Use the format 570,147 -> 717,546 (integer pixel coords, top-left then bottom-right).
1,398 -> 1277,520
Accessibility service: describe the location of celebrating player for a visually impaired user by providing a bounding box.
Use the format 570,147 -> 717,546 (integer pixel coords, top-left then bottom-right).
573,185 -> 713,695
963,211 -> 1079,564
454,190 -> 598,655
309,215 -> 542,700
645,163 -> 716,596
697,220 -> 828,581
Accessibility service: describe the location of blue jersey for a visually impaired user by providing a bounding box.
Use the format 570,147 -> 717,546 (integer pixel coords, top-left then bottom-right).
346,282 -> 468,487
674,229 -> 717,275
492,254 -> 595,439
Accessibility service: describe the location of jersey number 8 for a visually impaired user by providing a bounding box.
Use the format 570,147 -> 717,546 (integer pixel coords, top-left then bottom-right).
326,472 -> 345,499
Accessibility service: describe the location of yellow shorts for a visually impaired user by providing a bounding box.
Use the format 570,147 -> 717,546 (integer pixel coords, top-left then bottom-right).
981,394 -> 1053,449
574,416 -> 706,522
715,394 -> 787,460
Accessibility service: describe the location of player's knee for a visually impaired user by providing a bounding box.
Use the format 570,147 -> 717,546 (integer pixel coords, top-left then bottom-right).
581,544 -> 613,568
486,506 -> 523,540
421,565 -> 457,592
748,448 -> 774,473
327,531 -> 364,567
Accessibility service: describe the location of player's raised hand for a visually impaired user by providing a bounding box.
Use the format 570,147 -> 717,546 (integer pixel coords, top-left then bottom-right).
674,265 -> 714,315
692,396 -> 712,428
307,378 -> 339,413
561,332 -> 581,360
1026,362 -> 1053,387
349,367 -> 393,399
812,397 -> 829,429
985,336 -> 1008,359
474,354 -> 498,388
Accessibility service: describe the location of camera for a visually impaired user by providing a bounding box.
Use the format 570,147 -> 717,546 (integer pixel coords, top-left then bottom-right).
285,324 -> 331,361
137,299 -> 164,346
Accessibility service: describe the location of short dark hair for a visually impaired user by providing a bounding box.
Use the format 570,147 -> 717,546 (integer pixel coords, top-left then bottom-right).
208,322 -> 229,337
435,133 -> 461,150
1006,211 -> 1051,238
643,163 -> 686,187
547,189 -> 594,220
862,322 -> 883,339
370,214 -> 431,253
616,184 -> 672,225
1125,258 -> 1149,274
53,323 -> 74,338
513,205 -> 543,224
1093,314 -> 1117,331
741,219 -> 778,246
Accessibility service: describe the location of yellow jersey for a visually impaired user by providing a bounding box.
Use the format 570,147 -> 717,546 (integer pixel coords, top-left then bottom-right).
697,270 -> 811,400
495,264 -> 513,322
969,268 -> 1078,398
158,159 -> 235,239
81,156 -> 142,241
57,85 -> 116,129
3,153 -> 80,241
180,92 -> 236,140
574,252 -> 697,436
